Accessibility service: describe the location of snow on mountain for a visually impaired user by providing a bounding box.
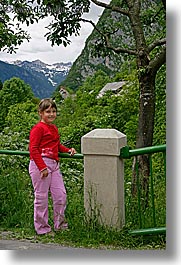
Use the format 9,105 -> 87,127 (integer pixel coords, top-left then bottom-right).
9,59 -> 72,88
1,59 -> 72,98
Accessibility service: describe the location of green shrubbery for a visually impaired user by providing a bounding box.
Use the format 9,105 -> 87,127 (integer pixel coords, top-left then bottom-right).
0,66 -> 166,249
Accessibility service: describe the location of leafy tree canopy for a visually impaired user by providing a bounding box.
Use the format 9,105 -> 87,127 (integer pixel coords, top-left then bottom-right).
0,77 -> 34,129
0,0 -> 32,52
0,77 -> 34,105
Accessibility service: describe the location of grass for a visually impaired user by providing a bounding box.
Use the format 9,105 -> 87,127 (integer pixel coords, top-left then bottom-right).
0,157 -> 166,250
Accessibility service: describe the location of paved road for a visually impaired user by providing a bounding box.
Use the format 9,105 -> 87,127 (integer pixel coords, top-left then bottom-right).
0,231 -> 82,250
0,239 -> 75,250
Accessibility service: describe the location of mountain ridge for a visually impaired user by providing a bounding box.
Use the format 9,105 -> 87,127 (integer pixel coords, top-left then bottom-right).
0,59 -> 72,98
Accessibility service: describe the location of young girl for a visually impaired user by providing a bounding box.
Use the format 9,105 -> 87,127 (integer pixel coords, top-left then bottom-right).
29,98 -> 76,235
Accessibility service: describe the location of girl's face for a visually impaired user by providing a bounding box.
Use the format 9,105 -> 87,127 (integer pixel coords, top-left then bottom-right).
39,106 -> 57,124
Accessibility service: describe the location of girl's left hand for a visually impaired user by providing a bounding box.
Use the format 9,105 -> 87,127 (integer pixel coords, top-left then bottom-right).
69,148 -> 77,156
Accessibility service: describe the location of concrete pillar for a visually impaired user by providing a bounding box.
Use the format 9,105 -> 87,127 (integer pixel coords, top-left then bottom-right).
81,129 -> 127,229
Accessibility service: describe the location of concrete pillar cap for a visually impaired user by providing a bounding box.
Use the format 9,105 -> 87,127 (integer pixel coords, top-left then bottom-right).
81,129 -> 127,156
82,128 -> 126,139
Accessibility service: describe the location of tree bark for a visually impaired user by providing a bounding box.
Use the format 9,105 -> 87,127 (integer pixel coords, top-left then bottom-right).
132,69 -> 156,205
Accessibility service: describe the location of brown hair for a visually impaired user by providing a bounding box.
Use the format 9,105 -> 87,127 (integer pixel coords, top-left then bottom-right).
38,98 -> 57,112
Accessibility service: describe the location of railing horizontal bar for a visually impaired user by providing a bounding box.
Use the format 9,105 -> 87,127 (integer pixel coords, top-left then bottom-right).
59,153 -> 83,159
0,150 -> 29,156
0,149 -> 83,159
128,227 -> 166,236
130,145 -> 166,156
120,144 -> 166,158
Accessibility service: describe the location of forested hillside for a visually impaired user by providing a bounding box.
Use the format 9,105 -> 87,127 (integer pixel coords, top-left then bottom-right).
0,60 -> 166,149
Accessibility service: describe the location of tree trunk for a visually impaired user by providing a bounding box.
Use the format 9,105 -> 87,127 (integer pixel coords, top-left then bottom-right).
132,68 -> 156,206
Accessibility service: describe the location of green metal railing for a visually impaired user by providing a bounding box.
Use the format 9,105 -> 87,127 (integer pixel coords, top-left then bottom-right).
0,149 -> 83,159
120,144 -> 166,236
120,144 -> 166,158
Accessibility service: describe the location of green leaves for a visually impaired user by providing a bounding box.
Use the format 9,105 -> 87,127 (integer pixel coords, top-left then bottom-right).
0,77 -> 35,131
0,1 -> 35,52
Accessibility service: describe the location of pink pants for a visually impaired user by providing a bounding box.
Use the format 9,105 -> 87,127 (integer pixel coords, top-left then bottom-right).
29,158 -> 67,234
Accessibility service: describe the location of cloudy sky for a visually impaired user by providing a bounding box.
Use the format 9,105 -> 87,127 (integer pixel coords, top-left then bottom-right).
0,3 -> 106,65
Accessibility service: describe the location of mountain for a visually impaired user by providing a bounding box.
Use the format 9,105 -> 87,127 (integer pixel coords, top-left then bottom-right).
59,6 -> 127,91
0,59 -> 72,98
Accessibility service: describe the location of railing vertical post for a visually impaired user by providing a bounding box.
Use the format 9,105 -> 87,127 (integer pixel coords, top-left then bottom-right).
135,156 -> 142,228
81,129 -> 127,229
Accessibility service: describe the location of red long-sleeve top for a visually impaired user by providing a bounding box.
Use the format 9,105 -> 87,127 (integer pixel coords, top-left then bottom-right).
29,121 -> 70,171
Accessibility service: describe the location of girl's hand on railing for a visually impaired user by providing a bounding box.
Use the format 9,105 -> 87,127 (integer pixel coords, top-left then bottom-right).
69,148 -> 77,156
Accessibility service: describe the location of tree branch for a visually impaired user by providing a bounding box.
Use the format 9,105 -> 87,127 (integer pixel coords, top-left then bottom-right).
148,38 -> 166,52
81,18 -> 137,56
81,18 -> 104,36
107,46 -> 137,55
90,0 -> 129,16
104,35 -> 137,55
149,46 -> 166,74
